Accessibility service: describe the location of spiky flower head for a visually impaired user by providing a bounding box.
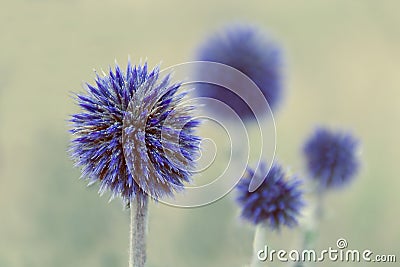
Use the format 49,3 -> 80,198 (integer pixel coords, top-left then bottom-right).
303,127 -> 359,189
195,24 -> 283,120
69,62 -> 200,204
236,163 -> 304,230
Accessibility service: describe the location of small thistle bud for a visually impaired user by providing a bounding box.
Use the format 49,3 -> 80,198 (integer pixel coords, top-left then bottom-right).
236,163 -> 304,230
303,127 -> 360,189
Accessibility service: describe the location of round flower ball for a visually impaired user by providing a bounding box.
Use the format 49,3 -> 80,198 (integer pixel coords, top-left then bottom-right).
236,162 -> 304,230
195,24 -> 283,120
303,127 -> 359,189
69,62 -> 201,204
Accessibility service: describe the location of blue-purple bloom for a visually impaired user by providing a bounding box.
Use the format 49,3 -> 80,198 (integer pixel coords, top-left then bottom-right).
195,24 -> 283,120
303,127 -> 359,189
69,62 -> 200,204
236,163 -> 304,229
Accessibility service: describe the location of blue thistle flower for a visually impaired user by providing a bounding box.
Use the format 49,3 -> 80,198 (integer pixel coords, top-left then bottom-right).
236,163 -> 304,230
303,127 -> 359,189
195,24 -> 283,120
69,62 -> 201,204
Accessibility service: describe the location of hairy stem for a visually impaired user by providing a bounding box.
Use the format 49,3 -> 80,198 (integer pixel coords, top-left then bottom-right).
250,226 -> 266,267
129,195 -> 149,267
295,186 -> 325,267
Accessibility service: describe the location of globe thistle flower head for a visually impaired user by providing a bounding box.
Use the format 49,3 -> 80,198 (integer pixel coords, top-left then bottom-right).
69,62 -> 201,204
195,24 -> 283,120
303,127 -> 359,189
236,163 -> 304,230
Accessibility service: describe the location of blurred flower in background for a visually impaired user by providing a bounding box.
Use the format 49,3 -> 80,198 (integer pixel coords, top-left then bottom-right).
195,24 -> 283,120
69,62 -> 201,205
303,127 -> 360,189
236,162 -> 304,230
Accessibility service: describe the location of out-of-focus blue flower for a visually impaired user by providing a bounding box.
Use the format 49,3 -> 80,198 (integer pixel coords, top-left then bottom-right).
303,127 -> 359,189
69,62 -> 200,204
236,163 -> 304,229
195,24 -> 283,120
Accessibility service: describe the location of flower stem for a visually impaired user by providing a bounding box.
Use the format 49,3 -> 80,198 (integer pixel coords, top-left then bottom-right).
295,187 -> 325,267
129,195 -> 149,267
315,187 -> 325,221
250,226 -> 266,267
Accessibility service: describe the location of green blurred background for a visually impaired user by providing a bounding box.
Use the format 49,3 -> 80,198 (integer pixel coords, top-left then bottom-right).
1,0 -> 399,266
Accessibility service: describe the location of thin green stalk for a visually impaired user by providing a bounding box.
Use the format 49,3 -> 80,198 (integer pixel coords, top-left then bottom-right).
295,185 -> 325,267
250,226 -> 267,267
129,195 -> 149,267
